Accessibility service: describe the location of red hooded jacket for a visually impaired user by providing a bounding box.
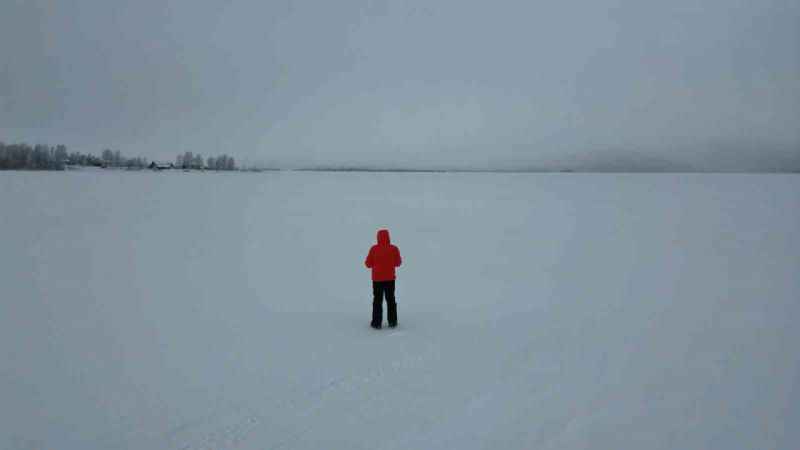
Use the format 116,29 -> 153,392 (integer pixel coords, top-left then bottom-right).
365,229 -> 402,281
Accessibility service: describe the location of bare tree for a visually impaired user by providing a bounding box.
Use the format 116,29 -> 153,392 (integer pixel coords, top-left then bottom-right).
182,151 -> 194,169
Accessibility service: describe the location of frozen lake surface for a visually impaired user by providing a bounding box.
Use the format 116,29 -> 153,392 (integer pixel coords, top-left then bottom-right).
1,171 -> 799,449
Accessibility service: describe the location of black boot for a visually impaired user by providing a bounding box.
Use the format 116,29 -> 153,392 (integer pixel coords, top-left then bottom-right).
371,299 -> 382,329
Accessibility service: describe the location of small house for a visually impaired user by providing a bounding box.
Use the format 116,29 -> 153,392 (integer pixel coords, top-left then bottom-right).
148,162 -> 174,170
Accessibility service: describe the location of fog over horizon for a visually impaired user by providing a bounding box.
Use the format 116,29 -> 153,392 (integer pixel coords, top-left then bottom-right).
2,0 -> 799,172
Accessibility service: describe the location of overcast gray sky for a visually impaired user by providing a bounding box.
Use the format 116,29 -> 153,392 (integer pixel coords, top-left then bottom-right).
2,0 -> 799,170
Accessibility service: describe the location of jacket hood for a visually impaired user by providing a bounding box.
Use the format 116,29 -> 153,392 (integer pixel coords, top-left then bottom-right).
376,229 -> 390,245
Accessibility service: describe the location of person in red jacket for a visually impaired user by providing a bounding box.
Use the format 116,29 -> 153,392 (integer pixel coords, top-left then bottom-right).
365,229 -> 402,329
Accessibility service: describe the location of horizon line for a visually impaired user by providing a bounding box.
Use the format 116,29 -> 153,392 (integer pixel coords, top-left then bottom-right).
246,167 -> 799,174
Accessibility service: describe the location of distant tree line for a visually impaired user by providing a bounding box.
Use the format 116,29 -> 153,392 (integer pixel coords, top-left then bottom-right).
100,148 -> 148,169
176,151 -> 236,170
0,142 -> 71,170
0,142 -> 148,170
1,141 -> 237,171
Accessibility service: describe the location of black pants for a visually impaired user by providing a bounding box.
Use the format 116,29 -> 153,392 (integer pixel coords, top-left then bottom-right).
372,280 -> 397,327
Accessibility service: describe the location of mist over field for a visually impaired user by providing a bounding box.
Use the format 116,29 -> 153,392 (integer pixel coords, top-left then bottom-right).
2,0 -> 799,171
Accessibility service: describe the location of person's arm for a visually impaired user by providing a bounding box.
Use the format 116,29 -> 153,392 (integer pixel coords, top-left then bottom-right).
365,247 -> 374,268
394,247 -> 402,267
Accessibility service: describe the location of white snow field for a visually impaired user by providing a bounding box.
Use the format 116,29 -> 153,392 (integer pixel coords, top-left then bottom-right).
1,171 -> 799,450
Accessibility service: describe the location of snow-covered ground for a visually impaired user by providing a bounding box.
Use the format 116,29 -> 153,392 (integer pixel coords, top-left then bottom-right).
1,171 -> 798,450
